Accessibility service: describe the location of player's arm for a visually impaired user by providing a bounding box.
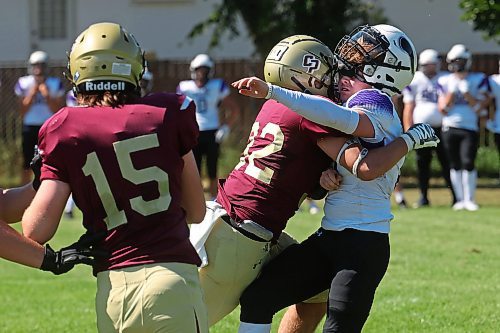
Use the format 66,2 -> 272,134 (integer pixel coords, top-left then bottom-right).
0,220 -> 45,268
0,184 -> 36,223
232,77 -> 375,137
180,150 -> 206,224
318,123 -> 439,180
22,179 -> 70,244
402,101 -> 415,131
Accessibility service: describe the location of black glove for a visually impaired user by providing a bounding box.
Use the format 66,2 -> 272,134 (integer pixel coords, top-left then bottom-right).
30,145 -> 42,191
308,183 -> 329,200
40,231 -> 108,275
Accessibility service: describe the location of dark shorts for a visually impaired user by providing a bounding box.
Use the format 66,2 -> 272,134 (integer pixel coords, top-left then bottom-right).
193,129 -> 219,178
22,125 -> 42,169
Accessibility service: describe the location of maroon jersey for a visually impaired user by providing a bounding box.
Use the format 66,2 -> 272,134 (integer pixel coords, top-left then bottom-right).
217,99 -> 344,237
38,93 -> 201,272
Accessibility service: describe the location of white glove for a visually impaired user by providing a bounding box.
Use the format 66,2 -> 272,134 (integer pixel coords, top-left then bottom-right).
215,124 -> 230,143
401,123 -> 440,152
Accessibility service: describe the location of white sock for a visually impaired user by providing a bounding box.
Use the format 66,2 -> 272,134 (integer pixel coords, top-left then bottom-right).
394,191 -> 404,204
462,169 -> 477,202
238,322 -> 272,333
64,195 -> 75,213
450,169 -> 464,202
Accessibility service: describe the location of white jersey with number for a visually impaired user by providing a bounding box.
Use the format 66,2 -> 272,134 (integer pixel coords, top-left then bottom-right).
402,71 -> 447,127
438,72 -> 489,132
321,89 -> 403,234
177,78 -> 230,131
489,74 -> 500,133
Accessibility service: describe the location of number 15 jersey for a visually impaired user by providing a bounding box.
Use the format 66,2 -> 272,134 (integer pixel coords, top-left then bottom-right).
38,93 -> 201,273
217,99 -> 343,237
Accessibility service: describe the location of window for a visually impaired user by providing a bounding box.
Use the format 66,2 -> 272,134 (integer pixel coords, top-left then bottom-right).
39,0 -> 66,39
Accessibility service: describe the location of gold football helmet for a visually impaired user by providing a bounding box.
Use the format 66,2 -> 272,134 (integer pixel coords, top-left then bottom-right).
68,22 -> 145,93
264,35 -> 336,98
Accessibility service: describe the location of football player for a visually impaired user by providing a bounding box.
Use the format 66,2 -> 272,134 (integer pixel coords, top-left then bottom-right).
232,24 -> 429,333
402,49 -> 457,207
438,44 -> 491,211
0,156 -> 102,274
21,22 -> 208,332
193,33 -> 438,332
177,54 -> 240,199
15,51 -> 65,185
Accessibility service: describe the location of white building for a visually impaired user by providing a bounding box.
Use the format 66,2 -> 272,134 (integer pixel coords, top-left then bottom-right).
0,0 -> 497,64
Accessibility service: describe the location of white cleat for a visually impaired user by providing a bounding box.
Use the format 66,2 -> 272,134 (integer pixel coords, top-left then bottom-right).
452,201 -> 465,211
463,201 -> 479,211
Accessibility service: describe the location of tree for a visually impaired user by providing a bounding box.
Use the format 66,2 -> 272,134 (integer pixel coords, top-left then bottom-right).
459,0 -> 500,43
188,0 -> 387,59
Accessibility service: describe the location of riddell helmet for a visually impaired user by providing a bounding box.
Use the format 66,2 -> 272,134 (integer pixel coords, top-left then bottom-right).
68,22 -> 145,93
446,44 -> 472,72
28,50 -> 49,75
264,35 -> 335,98
334,24 -> 417,96
190,54 -> 214,79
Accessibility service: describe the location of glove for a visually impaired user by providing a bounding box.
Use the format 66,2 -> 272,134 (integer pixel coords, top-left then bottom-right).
401,123 -> 440,152
30,145 -> 42,191
40,230 -> 108,275
215,124 -> 230,144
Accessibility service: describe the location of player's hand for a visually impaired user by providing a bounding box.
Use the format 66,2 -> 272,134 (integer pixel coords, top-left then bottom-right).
30,145 -> 42,191
40,230 -> 108,275
401,123 -> 440,151
231,77 -> 269,99
319,168 -> 342,191
215,124 -> 230,143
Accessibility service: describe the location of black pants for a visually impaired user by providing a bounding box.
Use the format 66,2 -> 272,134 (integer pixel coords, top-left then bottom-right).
239,228 -> 390,333
441,127 -> 478,171
193,129 -> 219,178
22,125 -> 42,169
416,127 -> 455,202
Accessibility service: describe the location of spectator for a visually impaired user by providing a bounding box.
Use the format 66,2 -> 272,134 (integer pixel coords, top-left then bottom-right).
438,44 -> 490,211
14,51 -> 65,185
487,60 -> 500,181
403,49 -> 457,207
177,54 -> 240,200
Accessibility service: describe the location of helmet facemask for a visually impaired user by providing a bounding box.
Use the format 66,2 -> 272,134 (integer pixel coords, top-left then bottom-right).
334,25 -> 416,96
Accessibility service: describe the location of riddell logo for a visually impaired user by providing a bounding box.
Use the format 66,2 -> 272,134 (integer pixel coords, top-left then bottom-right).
85,81 -> 125,91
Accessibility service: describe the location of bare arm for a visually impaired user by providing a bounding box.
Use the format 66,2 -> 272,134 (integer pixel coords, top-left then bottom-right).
18,86 -> 39,117
318,136 -> 407,181
180,151 -> 206,224
0,220 -> 45,268
219,94 -> 240,127
402,101 -> 415,131
0,184 -> 36,223
38,83 -> 64,113
22,180 -> 70,244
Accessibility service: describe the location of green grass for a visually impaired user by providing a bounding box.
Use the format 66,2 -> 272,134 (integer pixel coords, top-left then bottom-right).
1,187 -> 500,332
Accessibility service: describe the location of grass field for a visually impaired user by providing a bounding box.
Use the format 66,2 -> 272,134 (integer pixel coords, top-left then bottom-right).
0,187 -> 499,332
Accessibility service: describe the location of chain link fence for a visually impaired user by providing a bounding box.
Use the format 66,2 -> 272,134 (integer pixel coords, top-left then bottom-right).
1,55 -> 498,186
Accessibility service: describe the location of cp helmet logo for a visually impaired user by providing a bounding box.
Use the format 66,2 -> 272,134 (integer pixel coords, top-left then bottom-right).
302,55 -> 320,73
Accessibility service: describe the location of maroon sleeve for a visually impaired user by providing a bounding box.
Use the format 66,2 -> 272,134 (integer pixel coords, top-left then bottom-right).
299,117 -> 345,142
37,110 -> 70,183
175,94 -> 199,156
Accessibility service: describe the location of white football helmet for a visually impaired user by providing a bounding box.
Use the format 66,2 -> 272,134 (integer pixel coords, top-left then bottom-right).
28,50 -> 49,75
334,24 -> 417,96
140,68 -> 154,96
419,49 -> 439,65
446,44 -> 471,72
190,54 -> 214,79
